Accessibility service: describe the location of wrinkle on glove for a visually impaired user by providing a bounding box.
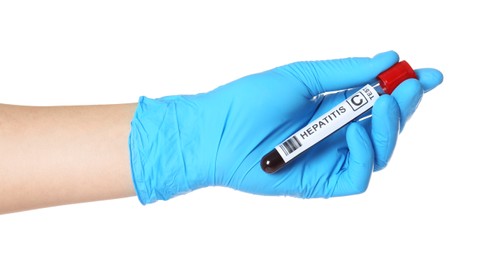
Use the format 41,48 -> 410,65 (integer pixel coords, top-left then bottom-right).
129,96 -> 190,204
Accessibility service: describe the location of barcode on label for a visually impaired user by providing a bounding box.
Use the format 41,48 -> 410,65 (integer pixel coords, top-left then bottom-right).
280,136 -> 302,156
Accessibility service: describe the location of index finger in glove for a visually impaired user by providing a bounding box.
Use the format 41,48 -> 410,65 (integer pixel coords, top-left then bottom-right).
274,50 -> 399,98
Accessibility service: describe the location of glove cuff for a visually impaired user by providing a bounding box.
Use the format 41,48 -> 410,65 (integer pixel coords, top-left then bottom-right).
129,96 -> 192,204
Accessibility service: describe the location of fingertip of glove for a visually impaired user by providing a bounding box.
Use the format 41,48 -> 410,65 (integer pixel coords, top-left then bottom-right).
393,78 -> 423,107
346,123 -> 372,156
347,121 -> 365,135
372,50 -> 399,61
373,94 -> 400,118
415,68 -> 444,93
370,50 -> 400,75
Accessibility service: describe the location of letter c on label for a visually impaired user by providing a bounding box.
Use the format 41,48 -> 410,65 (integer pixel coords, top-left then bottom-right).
351,95 -> 363,106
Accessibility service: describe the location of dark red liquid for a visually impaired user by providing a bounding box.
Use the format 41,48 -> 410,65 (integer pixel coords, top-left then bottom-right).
260,149 -> 285,173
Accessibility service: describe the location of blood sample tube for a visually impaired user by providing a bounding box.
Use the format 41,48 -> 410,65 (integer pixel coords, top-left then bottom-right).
260,61 -> 417,174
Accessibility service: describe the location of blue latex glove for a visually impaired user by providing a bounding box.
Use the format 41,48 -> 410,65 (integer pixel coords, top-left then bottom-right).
129,50 -> 443,204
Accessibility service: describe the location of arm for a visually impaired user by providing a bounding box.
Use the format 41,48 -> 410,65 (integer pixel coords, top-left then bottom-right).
0,103 -> 137,214
0,52 -> 444,213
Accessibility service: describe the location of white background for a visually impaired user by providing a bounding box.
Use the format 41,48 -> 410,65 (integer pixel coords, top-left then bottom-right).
0,1 -> 480,259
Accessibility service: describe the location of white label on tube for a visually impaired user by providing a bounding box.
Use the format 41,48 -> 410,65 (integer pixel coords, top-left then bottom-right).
275,84 -> 380,163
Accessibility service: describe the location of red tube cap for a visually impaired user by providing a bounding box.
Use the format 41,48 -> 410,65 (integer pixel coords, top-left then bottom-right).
377,60 -> 417,94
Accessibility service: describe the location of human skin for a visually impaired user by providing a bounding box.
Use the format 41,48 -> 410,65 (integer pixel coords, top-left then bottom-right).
0,103 -> 137,214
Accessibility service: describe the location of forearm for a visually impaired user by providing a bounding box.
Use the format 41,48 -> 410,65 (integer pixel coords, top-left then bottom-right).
0,103 -> 137,214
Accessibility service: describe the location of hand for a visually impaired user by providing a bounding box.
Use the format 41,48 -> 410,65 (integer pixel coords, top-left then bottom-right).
129,51 -> 443,204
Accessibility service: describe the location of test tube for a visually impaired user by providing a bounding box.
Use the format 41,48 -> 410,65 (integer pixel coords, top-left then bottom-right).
260,61 -> 417,174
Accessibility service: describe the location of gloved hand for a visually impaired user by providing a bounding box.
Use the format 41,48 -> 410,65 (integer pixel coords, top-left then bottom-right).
129,50 -> 443,204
